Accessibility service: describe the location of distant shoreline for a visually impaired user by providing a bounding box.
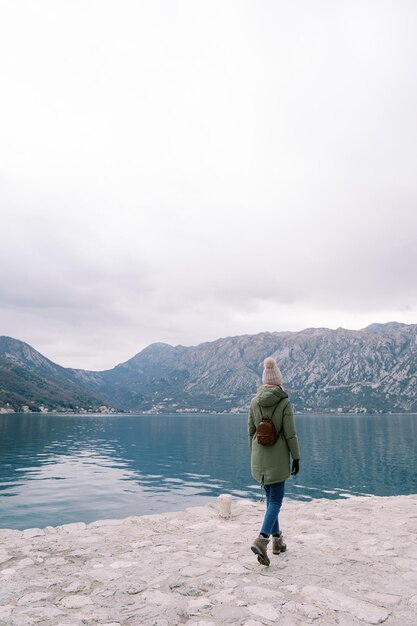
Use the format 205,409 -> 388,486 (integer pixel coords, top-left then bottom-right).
2,410 -> 417,416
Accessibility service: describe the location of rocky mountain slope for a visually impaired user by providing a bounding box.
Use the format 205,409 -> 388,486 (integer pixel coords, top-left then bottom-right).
88,322 -> 417,413
0,337 -> 104,412
1,322 -> 417,413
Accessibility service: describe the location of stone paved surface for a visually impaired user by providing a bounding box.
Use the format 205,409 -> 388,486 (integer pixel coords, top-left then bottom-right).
1,495 -> 417,625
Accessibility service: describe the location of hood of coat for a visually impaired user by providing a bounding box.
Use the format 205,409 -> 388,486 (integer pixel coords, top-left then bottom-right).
256,385 -> 288,407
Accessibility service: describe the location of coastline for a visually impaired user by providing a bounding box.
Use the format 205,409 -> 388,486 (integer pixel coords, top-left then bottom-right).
1,495 -> 416,625
3,411 -> 417,416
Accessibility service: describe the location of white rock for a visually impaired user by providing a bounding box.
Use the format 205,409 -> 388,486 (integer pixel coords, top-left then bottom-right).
27,576 -> 58,589
142,589 -> 175,606
187,596 -> 213,613
131,540 -> 153,548
280,584 -> 299,594
244,585 -> 285,601
248,603 -> 281,620
7,614 -> 37,626
0,604 -> 13,618
126,584 -> 146,595
0,567 -> 16,579
285,600 -> 324,619
16,557 -> 35,567
195,556 -> 220,567
58,522 -> 87,533
46,556 -> 67,565
393,557 -> 417,571
89,518 -> 125,527
0,552 -> 12,564
69,548 -> 93,557
0,529 -> 20,539
205,550 -> 223,558
17,591 -> 51,605
405,545 -> 417,559
186,520 -> 217,531
62,580 -> 91,593
210,590 -> 236,604
180,566 -> 209,577
366,592 -> 402,606
302,585 -> 390,624
185,505 -> 215,516
109,560 -> 138,569
211,605 -> 247,622
19,605 -> 65,619
59,594 -> 94,608
33,557 -> 44,564
215,521 -> 242,531
22,528 -> 45,539
223,579 -> 240,589
153,545 -> 169,553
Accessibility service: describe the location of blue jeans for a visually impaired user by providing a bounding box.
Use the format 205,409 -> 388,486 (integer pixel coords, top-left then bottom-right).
260,480 -> 285,536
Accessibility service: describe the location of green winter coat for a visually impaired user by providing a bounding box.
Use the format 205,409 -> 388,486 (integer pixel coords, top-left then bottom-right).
248,385 -> 300,485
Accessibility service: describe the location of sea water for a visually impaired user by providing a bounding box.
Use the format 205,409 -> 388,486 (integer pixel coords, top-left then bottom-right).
0,412 -> 416,529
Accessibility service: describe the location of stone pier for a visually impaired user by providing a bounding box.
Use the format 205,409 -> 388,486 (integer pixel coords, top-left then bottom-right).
1,495 -> 416,625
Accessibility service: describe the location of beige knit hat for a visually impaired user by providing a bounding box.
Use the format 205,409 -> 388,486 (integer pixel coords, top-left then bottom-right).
262,357 -> 283,386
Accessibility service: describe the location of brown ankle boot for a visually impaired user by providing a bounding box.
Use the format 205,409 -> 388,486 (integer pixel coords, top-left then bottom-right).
272,532 -> 287,554
251,535 -> 270,566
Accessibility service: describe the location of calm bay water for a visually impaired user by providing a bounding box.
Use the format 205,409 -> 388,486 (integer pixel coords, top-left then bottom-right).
0,412 -> 416,530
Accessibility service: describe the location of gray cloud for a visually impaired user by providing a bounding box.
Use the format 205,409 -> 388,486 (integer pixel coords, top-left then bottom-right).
1,0 -> 417,369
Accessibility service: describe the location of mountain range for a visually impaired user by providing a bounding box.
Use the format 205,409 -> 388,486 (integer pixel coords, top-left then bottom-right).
1,321 -> 417,414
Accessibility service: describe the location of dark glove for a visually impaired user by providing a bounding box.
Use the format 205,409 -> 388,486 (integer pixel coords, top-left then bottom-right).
291,459 -> 300,475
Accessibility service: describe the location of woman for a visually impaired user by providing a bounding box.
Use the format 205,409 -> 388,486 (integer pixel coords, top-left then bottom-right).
248,357 -> 300,566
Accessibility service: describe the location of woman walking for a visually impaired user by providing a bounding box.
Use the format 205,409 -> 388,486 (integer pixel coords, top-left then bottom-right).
248,357 -> 300,566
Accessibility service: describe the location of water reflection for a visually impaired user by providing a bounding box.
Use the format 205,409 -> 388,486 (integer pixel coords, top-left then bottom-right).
0,412 -> 416,529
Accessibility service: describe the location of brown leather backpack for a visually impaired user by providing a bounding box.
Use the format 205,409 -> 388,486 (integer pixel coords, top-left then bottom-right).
256,400 -> 282,446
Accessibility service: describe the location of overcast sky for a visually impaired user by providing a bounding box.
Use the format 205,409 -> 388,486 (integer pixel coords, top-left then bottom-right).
1,0 -> 417,370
